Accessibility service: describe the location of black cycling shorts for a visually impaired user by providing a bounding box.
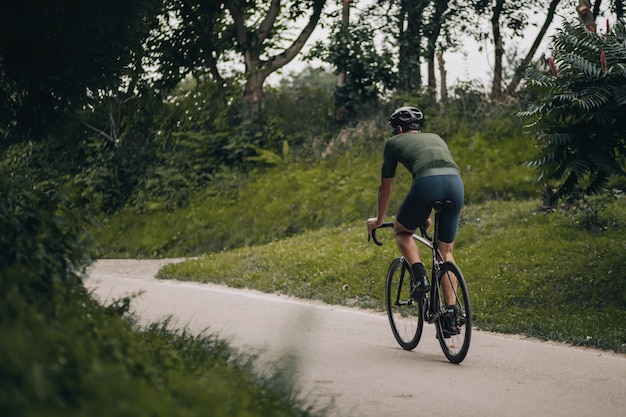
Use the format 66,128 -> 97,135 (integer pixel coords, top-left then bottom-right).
396,174 -> 464,243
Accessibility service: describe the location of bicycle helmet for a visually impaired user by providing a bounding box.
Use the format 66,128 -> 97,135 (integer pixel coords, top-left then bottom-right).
388,106 -> 424,133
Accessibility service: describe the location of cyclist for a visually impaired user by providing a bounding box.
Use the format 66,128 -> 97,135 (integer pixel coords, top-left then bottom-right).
366,106 -> 464,334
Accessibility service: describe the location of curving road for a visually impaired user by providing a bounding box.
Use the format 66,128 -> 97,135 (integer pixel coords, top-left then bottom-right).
86,259 -> 626,417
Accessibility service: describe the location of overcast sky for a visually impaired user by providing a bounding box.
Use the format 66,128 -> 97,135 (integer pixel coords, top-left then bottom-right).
270,3 -> 575,90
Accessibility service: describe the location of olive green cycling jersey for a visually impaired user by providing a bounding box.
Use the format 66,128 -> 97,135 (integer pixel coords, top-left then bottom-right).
381,132 -> 459,179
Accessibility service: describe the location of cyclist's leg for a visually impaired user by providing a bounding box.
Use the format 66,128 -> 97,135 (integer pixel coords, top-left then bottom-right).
437,175 -> 464,306
393,220 -> 421,265
438,241 -> 458,306
394,177 -> 432,266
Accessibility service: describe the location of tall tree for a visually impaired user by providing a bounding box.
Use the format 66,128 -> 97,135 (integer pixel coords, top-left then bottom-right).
396,0 -> 427,93
491,0 -> 506,101
155,0 -> 326,123
152,1 -> 231,104
507,0 -> 563,95
423,0 -> 450,97
336,0 -> 352,92
471,0 -> 535,101
226,0 -> 326,122
309,8 -> 396,117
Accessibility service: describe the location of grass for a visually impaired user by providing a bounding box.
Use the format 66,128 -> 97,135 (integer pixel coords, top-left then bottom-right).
93,125 -> 537,258
93,122 -> 625,353
158,198 -> 626,353
0,293 -> 323,417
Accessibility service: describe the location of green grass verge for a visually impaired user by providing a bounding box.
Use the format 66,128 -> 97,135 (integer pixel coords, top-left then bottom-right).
92,125 -> 538,258
0,289 -> 324,417
158,199 -> 626,353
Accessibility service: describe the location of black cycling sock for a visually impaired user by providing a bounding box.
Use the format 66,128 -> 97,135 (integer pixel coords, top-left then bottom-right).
411,262 -> 427,279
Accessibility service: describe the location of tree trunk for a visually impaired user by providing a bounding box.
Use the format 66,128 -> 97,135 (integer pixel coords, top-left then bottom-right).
337,0 -> 350,89
226,0 -> 326,123
437,52 -> 448,114
397,0 -> 426,93
576,0 -> 596,31
491,0 -> 505,102
424,0 -> 449,100
335,0 -> 350,121
507,0 -> 562,95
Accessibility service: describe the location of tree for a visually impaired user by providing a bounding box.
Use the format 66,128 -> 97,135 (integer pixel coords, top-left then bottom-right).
309,4 -> 396,119
576,0 -> 625,29
152,1 -> 231,105
154,0 -> 326,124
423,0 -> 450,97
227,0 -> 326,122
519,19 -> 626,202
507,0 -> 563,95
577,0 -> 597,31
470,0 -> 547,101
396,0 -> 427,93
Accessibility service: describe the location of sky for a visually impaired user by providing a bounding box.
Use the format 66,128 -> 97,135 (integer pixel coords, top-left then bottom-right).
270,2 -> 575,90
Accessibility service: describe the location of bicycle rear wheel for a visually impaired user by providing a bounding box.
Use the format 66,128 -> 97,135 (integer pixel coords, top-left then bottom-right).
433,262 -> 471,364
385,258 -> 424,350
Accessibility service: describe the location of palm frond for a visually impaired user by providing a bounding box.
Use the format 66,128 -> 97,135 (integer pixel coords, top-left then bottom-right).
523,67 -> 558,88
558,53 -> 602,77
613,85 -> 626,106
587,150 -> 625,176
554,169 -> 581,200
543,132 -> 575,146
573,85 -> 611,110
526,151 -> 557,168
557,157 -> 590,180
584,171 -> 610,196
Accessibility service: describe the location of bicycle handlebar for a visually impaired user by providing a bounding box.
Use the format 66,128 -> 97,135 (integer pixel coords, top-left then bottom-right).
369,222 -> 394,246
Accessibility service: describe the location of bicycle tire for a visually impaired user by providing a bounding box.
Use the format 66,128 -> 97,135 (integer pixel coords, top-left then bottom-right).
433,262 -> 471,364
385,258 -> 424,350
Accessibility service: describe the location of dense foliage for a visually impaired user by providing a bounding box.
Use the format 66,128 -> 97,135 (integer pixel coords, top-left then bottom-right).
0,0 -> 162,140
520,19 -> 626,202
0,174 -> 321,417
2,3 -> 626,415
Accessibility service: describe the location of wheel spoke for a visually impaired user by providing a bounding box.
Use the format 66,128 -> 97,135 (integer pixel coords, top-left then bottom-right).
435,262 -> 471,364
386,259 -> 424,350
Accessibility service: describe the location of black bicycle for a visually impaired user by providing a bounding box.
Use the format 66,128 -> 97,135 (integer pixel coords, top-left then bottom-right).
370,200 -> 471,364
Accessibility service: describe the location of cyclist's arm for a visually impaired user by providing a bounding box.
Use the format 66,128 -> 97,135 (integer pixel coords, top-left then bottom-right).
367,177 -> 394,236
376,177 -> 394,223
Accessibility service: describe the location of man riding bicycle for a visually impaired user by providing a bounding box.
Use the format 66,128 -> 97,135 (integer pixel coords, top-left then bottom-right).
367,106 -> 464,330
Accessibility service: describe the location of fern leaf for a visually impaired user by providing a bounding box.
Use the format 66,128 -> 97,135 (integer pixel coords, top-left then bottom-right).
613,85 -> 626,106
584,171 -> 610,196
574,86 -> 610,110
587,150 -> 624,175
559,53 -> 602,77
544,132 -> 574,146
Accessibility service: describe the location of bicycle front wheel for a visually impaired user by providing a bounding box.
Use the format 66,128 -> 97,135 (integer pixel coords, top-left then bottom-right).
386,258 -> 424,350
433,262 -> 471,364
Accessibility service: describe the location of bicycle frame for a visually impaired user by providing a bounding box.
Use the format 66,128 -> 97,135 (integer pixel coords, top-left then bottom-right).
371,201 -> 457,315
371,200 -> 471,363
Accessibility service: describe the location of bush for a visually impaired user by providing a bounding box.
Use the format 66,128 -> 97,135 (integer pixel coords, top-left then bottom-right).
0,175 -> 322,417
519,19 -> 626,202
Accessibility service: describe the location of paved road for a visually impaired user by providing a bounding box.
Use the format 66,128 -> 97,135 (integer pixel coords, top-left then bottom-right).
86,259 -> 626,417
